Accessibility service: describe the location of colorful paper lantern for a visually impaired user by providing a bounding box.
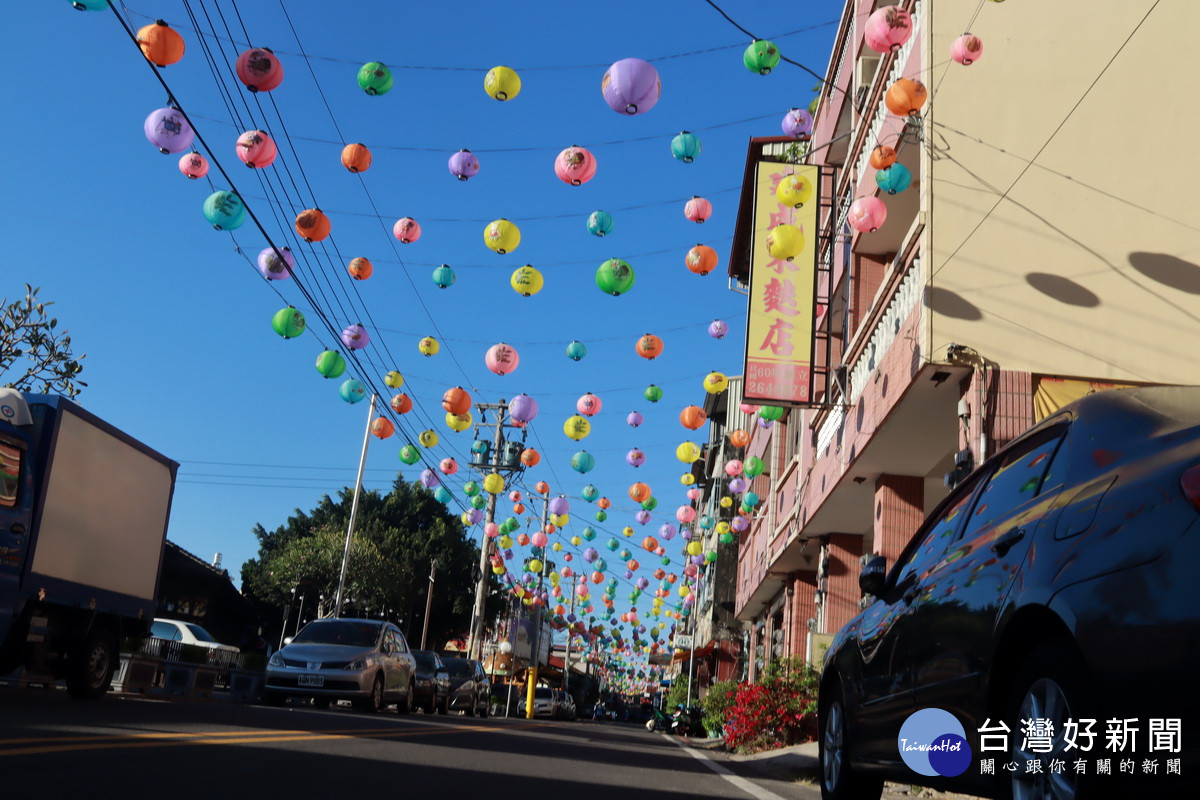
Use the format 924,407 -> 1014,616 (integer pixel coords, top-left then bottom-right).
432,264 -> 456,289
684,196 -> 712,223
390,393 -> 412,414
626,448 -> 646,468
145,107 -> 194,154
271,307 -> 305,338
418,429 -> 439,448
564,415 -> 591,441
676,442 -> 701,463
398,445 -> 421,465
484,65 -> 521,101
685,244 -> 718,276
776,174 -> 814,208
643,385 -> 663,403
348,257 -> 373,280
357,62 -> 393,95
601,58 -> 661,115
483,473 -> 505,494
202,190 -> 246,230
236,130 -> 277,168
509,393 -> 539,423
596,258 -> 636,296
729,429 -> 750,449
743,40 -> 780,75
566,341 -> 588,361
758,405 -> 785,421
257,246 -> 294,280
870,145 -> 897,170
864,6 -> 913,53
555,146 -> 597,186
393,217 -> 421,243
570,450 -> 595,474
178,152 -> 208,180
446,412 -> 472,432
339,380 -> 365,404
236,48 -> 283,92
295,209 -> 331,242
485,343 -> 519,375
628,482 -> 651,503
371,418 -> 395,439
511,265 -> 543,296
781,108 -> 813,138
520,448 -> 540,467
885,78 -> 928,117
448,149 -> 479,181
744,456 -> 766,477
587,210 -> 614,237
951,34 -> 984,66
704,371 -> 729,394
577,393 -> 603,417
418,336 -> 439,357
767,224 -> 805,261
708,320 -> 728,339
440,457 -> 459,474
384,371 -> 404,389
875,163 -> 912,195
136,20 -> 185,67
442,387 -> 472,416
315,350 -> 346,379
341,324 -> 369,350
849,196 -> 888,232
484,219 -> 521,254
679,405 -> 707,430
635,334 -> 663,360
670,131 -> 701,163
341,143 -> 372,172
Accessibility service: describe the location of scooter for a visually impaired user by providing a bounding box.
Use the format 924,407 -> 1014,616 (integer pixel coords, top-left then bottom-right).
646,705 -> 670,732
670,705 -> 704,737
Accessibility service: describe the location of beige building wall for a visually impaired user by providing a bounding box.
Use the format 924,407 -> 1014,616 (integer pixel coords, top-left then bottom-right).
925,0 -> 1200,383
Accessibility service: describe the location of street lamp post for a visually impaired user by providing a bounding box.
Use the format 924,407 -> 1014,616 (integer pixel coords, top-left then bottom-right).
294,593 -> 306,636
335,394 -> 378,617
278,586 -> 297,651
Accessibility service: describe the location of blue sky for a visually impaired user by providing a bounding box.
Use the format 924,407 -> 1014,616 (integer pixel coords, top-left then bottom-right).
3,0 -> 843,638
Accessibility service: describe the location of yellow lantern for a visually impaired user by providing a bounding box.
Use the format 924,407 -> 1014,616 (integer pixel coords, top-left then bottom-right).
499,535 -> 513,548
686,541 -> 703,556
492,565 -> 506,575
549,571 -> 560,584
384,370 -> 404,388
570,535 -> 582,546
681,473 -> 695,486
720,496 -> 733,508
676,441 -> 701,463
552,542 -> 563,551
484,65 -> 521,101
418,336 -> 440,357
460,512 -> 472,525
623,526 -> 634,537
703,371 -> 729,394
716,520 -> 731,534
564,414 -> 591,440
775,173 -> 814,208
529,558 -> 544,573
418,429 -> 439,448
679,585 -> 691,598
767,223 -> 805,261
483,472 -> 505,494
510,265 -> 543,296
446,411 -> 472,432
484,218 -> 521,254
552,513 -> 569,527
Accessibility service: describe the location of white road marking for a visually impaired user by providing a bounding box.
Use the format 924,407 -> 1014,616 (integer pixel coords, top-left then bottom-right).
662,735 -> 789,800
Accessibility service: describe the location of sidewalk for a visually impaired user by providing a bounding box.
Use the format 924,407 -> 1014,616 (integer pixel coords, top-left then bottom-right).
683,736 -> 985,800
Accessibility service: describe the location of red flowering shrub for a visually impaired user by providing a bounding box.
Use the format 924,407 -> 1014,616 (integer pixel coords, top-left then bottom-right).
720,659 -> 819,754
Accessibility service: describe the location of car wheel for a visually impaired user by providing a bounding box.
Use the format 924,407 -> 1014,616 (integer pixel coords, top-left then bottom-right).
819,680 -> 883,800
355,674 -> 384,713
479,695 -> 489,719
423,688 -> 437,714
465,693 -> 476,717
1004,641 -> 1095,800
66,628 -> 118,700
397,681 -> 414,715
437,694 -> 449,715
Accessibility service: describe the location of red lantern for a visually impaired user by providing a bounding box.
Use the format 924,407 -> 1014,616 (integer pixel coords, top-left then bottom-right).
685,244 -> 718,276
137,20 -> 185,67
520,448 -> 541,467
348,257 -> 373,280
869,145 -> 897,171
442,386 -> 472,415
236,130 -> 277,168
341,143 -> 372,172
680,405 -> 707,430
885,78 -> 928,117
390,393 -> 413,414
295,209 -> 331,242
235,48 -> 284,92
370,418 -> 394,439
635,334 -> 663,360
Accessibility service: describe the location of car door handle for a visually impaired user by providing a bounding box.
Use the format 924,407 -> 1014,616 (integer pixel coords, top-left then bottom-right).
991,528 -> 1026,557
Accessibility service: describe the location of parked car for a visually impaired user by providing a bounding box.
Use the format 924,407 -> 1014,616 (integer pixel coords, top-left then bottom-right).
150,618 -> 240,666
518,686 -> 558,718
818,386 -> 1200,800
443,656 -> 490,717
554,689 -> 577,721
264,619 -> 416,713
412,649 -> 450,714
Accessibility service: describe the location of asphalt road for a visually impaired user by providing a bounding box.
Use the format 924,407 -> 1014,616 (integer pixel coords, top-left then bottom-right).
0,689 -> 819,800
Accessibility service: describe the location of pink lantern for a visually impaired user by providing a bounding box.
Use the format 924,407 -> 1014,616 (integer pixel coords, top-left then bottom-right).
562,566 -> 574,578
531,531 -> 548,548
577,392 -> 603,416
485,522 -> 500,538
951,34 -> 984,66
342,324 -> 369,350
178,152 -> 209,179
676,506 -> 696,524
654,546 -> 666,556
725,459 -> 744,476
739,403 -> 760,415
684,196 -> 712,223
849,196 -> 888,232
864,6 -> 913,53
627,448 -> 646,468
781,108 -> 813,138
627,411 -> 644,427
555,146 -> 597,186
236,130 -> 277,168
686,488 -> 701,501
440,458 -> 458,475
509,490 -> 522,502
485,342 -> 519,375
393,217 -> 421,243
235,48 -> 283,92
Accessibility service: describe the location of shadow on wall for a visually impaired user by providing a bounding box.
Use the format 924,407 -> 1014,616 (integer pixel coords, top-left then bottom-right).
925,286 -> 982,321
1128,252 -> 1200,295
1025,273 -> 1101,308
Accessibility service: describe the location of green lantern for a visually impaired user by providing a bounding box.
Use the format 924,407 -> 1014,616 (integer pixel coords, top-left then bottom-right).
719,532 -> 735,545
315,350 -> 346,378
705,551 -> 718,563
640,496 -> 658,511
272,307 -> 306,338
470,494 -> 487,509
432,264 -> 456,288
643,384 -> 663,403
744,456 -> 765,477
358,61 -> 393,95
661,556 -> 672,566
398,444 -> 421,464
758,405 -> 785,421
595,510 -> 608,522
566,340 -> 588,361
743,39 -> 780,75
463,480 -> 480,496
596,258 -> 636,296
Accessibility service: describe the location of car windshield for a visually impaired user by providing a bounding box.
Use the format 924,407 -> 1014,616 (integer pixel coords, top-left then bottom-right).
183,623 -> 218,643
444,659 -> 473,677
535,687 -> 553,699
292,620 -> 380,648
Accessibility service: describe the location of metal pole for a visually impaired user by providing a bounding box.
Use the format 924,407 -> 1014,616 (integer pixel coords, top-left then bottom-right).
505,597 -> 518,718
294,594 -> 306,636
335,394 -> 377,618
686,579 -> 700,708
526,489 -> 550,719
563,574 -> 577,694
420,559 -> 437,650
277,587 -> 295,651
468,401 -> 507,660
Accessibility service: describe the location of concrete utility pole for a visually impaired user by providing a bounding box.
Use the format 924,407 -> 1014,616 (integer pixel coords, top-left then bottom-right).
420,559 -> 437,650
526,490 -> 551,719
335,394 -> 377,618
467,401 -> 518,661
562,574 -> 577,695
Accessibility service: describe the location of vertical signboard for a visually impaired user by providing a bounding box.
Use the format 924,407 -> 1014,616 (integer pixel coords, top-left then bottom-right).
743,162 -> 820,405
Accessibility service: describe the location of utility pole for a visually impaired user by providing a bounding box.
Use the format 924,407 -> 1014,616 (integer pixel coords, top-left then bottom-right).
335,394 -> 377,617
526,488 -> 550,719
420,558 -> 437,650
562,574 -> 577,695
686,574 -> 701,708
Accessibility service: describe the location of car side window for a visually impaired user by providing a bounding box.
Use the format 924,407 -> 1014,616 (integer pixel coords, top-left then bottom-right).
892,472 -> 984,588
957,429 -> 1065,543
394,632 -> 409,654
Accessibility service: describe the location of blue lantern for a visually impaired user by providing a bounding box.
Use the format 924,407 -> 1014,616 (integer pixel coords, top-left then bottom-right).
875,163 -> 912,195
586,210 -> 613,237
670,131 -> 701,163
339,379 -> 366,403
571,450 -> 595,474
581,484 -> 599,502
432,264 -> 456,288
202,190 -> 247,230
434,486 -> 453,503
566,340 -> 588,361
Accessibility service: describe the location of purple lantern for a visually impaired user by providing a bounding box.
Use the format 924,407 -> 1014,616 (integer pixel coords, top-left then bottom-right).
759,418 -> 774,429
635,510 -> 651,525
257,246 -> 294,280
549,496 -> 571,516
341,323 -> 369,350
781,108 -> 814,138
636,577 -> 649,590
419,469 -> 439,488
659,523 -> 677,540
584,548 -> 598,563
144,107 -> 195,154
448,149 -> 479,181
626,448 -> 646,468
731,516 -> 750,532
627,411 -> 644,427
624,570 -> 634,580
509,393 -> 539,423
708,319 -> 728,339
729,477 -> 748,493
467,508 -> 483,525
680,527 -> 692,540
690,555 -> 706,566
601,58 -> 661,116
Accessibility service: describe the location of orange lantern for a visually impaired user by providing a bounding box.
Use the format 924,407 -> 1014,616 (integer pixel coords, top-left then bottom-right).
348,257 -> 373,280
295,208 -> 331,242
597,497 -> 611,510
137,20 -> 185,67
513,502 -> 526,514
545,523 -> 557,535
341,143 -> 372,173
442,386 -> 472,416
390,393 -> 413,414
885,78 -> 928,117
729,429 -> 750,448
535,481 -> 550,495
654,568 -> 666,580
685,244 -> 718,276
627,559 -> 639,571
520,448 -> 540,467
517,533 -> 530,546
869,145 -> 897,170
666,573 -> 678,584
629,482 -> 651,503
680,405 -> 707,430
635,334 -> 663,360
591,572 -> 604,584
370,417 -> 394,439
642,536 -> 658,551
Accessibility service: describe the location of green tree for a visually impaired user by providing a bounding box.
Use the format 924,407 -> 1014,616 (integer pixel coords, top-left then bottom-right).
242,474 -> 492,648
1,285 -> 86,397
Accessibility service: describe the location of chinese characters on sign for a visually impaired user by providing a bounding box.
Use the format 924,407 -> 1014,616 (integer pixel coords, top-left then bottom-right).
975,717 -> 1184,778
743,161 -> 819,405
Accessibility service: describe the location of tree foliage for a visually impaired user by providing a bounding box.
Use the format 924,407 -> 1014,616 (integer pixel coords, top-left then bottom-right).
242,474 -> 490,647
1,285 -> 86,398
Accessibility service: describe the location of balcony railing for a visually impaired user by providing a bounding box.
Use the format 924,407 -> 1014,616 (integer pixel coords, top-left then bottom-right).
853,0 -> 924,180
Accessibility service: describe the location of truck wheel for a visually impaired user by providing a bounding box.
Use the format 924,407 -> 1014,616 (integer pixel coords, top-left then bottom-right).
66,628 -> 118,699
